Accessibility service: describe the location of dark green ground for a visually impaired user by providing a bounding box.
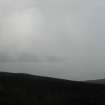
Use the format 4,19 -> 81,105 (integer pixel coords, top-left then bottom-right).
0,72 -> 105,105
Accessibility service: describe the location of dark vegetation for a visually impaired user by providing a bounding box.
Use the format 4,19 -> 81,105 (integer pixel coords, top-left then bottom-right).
0,72 -> 105,105
86,79 -> 105,84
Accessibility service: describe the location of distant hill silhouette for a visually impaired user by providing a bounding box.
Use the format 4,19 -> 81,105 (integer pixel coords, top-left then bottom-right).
0,72 -> 105,105
86,79 -> 105,84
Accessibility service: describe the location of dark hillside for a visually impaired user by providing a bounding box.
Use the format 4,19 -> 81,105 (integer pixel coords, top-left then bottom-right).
86,79 -> 105,84
0,72 -> 105,105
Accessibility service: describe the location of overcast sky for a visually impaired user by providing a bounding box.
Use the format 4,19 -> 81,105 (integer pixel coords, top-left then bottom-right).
0,0 -> 105,80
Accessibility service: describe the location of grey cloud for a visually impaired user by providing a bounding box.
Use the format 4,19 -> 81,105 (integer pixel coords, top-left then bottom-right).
0,0 -> 105,80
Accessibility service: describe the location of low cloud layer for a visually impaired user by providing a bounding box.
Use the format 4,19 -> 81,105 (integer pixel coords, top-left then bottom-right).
0,0 -> 105,80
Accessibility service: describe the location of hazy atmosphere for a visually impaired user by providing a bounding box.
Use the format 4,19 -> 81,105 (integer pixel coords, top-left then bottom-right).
0,0 -> 105,80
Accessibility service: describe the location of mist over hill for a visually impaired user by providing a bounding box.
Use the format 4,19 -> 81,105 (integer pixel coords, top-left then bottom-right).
0,52 -> 63,63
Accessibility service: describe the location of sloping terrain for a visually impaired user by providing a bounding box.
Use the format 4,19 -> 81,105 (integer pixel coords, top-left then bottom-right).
86,79 -> 105,84
0,72 -> 105,105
